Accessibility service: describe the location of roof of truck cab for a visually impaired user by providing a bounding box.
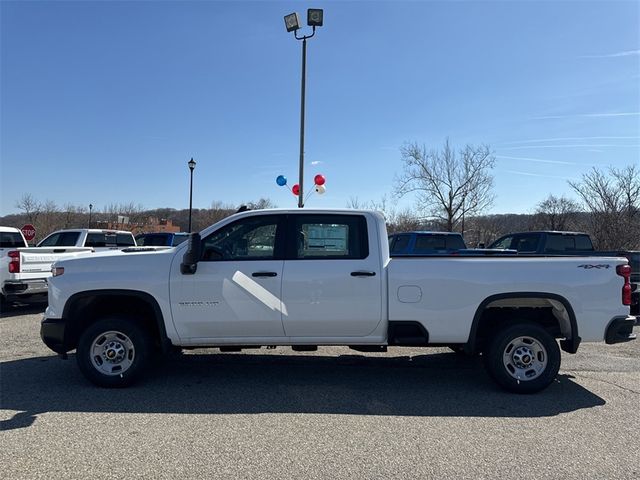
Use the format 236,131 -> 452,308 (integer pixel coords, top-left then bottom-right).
46,229 -> 134,235
389,231 -> 463,236
501,231 -> 590,236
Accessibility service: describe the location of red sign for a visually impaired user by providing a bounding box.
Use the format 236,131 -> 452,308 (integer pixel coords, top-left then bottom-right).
21,224 -> 36,242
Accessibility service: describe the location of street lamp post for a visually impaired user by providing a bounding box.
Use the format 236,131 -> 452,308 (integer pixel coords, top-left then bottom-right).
88,204 -> 93,228
284,8 -> 323,208
188,158 -> 196,232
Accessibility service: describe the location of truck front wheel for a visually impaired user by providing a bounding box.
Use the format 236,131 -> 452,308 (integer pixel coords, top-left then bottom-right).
484,322 -> 560,394
76,316 -> 152,388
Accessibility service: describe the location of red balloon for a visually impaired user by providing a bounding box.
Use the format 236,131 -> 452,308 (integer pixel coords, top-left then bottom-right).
314,174 -> 326,186
292,184 -> 300,195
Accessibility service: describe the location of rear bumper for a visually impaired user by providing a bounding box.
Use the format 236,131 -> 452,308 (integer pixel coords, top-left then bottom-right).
605,316 -> 637,344
41,317 -> 71,354
2,279 -> 48,298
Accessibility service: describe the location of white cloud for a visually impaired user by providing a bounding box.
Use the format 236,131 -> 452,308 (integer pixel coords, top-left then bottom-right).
505,170 -> 576,180
533,112 -> 640,120
498,136 -> 640,146
500,144 -> 640,150
579,49 -> 640,58
496,155 -> 577,165
310,161 -> 323,165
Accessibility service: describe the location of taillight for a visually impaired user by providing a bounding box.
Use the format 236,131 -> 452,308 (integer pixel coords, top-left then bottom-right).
616,264 -> 632,306
8,251 -> 20,273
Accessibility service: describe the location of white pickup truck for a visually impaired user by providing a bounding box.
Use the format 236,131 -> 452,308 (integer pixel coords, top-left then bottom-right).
1,226 -> 91,304
37,228 -> 136,250
40,209 -> 636,393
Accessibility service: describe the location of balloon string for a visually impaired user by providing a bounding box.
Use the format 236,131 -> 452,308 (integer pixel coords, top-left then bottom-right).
304,189 -> 315,203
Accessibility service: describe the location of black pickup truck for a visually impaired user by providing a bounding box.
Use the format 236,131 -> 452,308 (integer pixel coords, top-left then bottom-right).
488,231 -> 639,316
488,231 -> 595,253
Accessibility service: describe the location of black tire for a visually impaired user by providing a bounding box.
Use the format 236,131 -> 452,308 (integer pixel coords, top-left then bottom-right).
76,316 -> 152,388
484,321 -> 561,394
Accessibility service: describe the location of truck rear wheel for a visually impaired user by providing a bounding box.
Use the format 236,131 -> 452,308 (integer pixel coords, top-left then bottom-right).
484,321 -> 560,394
76,316 -> 152,388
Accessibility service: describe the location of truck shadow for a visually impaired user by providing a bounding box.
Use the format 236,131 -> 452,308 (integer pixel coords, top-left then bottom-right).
0,351 -> 605,431
0,297 -> 47,318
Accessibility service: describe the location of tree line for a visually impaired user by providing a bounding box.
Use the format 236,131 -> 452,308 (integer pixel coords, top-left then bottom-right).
2,139 -> 638,250
389,139 -> 638,250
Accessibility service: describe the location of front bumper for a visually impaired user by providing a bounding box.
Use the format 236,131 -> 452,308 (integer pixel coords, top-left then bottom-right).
605,316 -> 637,344
41,317 -> 71,354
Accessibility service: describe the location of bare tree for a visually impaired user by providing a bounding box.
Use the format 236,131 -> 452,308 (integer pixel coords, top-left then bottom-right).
532,195 -> 581,231
569,165 -> 640,250
246,198 -> 277,210
347,195 -> 424,233
15,193 -> 42,225
62,203 -> 87,229
39,200 -> 60,237
395,139 -> 495,231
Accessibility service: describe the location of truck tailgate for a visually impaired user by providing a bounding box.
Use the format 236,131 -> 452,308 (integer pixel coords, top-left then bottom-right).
18,247 -> 94,275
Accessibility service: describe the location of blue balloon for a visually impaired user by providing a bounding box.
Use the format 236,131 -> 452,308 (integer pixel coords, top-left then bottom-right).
276,175 -> 287,186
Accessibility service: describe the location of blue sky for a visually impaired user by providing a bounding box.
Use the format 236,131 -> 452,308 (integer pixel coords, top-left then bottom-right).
1,0 -> 638,216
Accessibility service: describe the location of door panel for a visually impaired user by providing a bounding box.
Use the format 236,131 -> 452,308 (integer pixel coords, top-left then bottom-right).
171,260 -> 285,339
169,214 -> 286,340
281,214 -> 383,337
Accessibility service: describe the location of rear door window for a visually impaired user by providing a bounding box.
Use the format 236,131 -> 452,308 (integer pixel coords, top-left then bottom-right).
545,234 -> 592,252
290,214 -> 369,260
0,232 -> 26,248
513,234 -> 540,253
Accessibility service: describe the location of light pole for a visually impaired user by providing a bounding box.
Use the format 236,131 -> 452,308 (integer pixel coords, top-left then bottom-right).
88,203 -> 93,228
188,158 -> 196,232
284,8 -> 323,208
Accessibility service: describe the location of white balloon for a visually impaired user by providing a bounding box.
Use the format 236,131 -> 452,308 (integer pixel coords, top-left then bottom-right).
315,184 -> 326,195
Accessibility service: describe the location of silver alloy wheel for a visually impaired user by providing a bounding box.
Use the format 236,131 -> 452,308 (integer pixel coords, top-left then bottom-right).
502,336 -> 548,381
90,330 -> 135,376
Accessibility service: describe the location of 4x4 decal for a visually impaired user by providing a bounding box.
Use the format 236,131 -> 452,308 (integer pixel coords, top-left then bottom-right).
578,264 -> 610,269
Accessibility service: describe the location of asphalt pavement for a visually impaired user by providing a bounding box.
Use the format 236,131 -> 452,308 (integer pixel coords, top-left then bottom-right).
1,300 -> 639,479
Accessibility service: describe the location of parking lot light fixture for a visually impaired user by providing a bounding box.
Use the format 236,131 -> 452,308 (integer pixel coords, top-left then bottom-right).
284,8 -> 323,208
307,9 -> 323,27
284,13 -> 301,32
89,203 -> 93,228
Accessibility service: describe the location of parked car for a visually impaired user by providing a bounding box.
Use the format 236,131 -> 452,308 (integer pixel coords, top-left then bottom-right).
488,231 -> 594,253
0,226 -> 37,303
388,231 -> 466,255
389,231 -> 515,256
38,229 -> 136,250
41,208 -> 636,393
1,226 -> 90,304
135,232 -> 189,247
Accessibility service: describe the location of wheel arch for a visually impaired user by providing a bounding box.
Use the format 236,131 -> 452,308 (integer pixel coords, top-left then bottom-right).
467,292 -> 580,355
62,289 -> 171,352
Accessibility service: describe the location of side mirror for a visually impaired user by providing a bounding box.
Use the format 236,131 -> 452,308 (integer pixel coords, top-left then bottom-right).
181,233 -> 202,275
